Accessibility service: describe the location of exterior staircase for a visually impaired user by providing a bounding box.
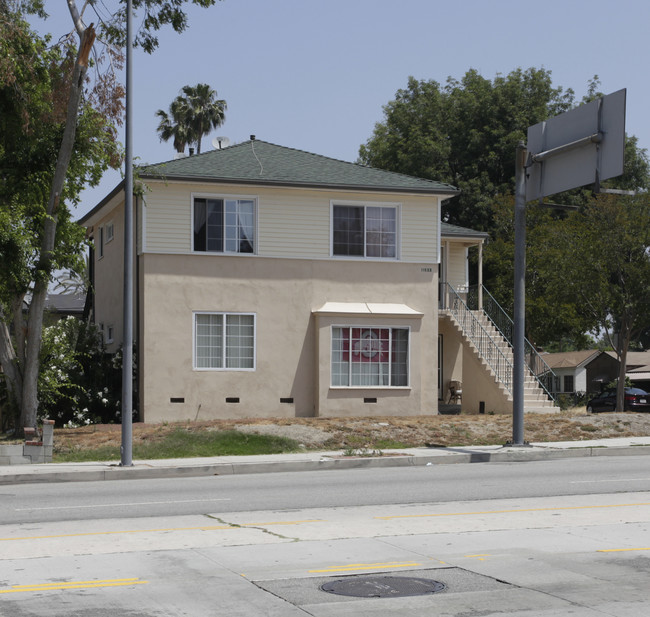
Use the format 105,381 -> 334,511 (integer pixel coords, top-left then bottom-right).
442,284 -> 560,414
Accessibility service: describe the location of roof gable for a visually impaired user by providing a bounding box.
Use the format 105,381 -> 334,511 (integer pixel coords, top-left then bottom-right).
139,139 -> 458,195
541,349 -> 602,369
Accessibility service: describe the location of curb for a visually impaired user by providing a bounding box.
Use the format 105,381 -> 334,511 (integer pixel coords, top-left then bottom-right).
2,444 -> 649,485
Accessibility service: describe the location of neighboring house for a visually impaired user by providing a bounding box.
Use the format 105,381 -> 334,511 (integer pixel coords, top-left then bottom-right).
21,292 -> 86,324
80,138 -> 557,422
618,351 -> 650,392
541,349 -> 621,398
44,292 -> 87,320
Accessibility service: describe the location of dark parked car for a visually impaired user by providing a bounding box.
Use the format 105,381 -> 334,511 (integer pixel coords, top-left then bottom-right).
586,388 -> 650,413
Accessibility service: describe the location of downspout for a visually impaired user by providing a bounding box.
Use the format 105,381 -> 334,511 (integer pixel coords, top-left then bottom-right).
478,240 -> 483,311
135,194 -> 141,421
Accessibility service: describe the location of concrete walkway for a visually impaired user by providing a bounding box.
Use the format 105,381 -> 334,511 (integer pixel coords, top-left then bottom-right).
2,435 -> 650,485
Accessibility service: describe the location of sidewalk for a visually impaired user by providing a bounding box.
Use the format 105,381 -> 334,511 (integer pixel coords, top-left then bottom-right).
1,436 -> 650,485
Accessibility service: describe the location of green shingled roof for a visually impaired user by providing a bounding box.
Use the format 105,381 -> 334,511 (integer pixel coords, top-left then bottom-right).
139,139 -> 458,195
441,222 -> 489,239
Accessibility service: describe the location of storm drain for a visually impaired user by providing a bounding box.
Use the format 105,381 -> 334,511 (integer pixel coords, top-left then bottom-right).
321,575 -> 446,598
255,567 -> 510,606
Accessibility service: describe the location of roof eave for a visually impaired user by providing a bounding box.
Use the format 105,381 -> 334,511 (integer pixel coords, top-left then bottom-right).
138,173 -> 460,197
78,180 -> 125,227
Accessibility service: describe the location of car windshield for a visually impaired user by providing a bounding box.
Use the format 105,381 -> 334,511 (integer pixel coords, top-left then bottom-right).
626,388 -> 648,395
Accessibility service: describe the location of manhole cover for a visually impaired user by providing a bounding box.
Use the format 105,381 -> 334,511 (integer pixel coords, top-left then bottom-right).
320,576 -> 446,598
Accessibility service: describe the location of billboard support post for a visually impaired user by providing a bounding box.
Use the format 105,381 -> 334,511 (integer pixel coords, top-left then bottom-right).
511,142 -> 528,447
507,90 -> 625,448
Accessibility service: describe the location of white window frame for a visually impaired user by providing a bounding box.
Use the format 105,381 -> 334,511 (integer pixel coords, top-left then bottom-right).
191,193 -> 258,255
193,311 -> 257,371
330,200 -> 401,260
98,226 -> 104,259
106,324 -> 114,344
330,324 -> 410,388
105,221 -> 114,244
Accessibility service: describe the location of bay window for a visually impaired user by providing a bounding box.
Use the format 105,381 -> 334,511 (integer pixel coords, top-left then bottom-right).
331,326 -> 409,387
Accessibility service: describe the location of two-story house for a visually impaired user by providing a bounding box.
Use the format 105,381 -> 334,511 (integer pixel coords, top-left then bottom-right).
80,138 -> 558,422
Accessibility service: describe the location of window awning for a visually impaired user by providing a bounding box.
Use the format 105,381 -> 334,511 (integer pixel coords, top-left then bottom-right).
313,302 -> 423,317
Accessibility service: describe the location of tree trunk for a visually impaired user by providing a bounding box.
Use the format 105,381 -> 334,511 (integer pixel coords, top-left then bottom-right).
615,320 -> 631,412
19,23 -> 96,431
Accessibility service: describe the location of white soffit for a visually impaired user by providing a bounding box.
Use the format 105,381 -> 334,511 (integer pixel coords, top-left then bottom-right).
627,371 -> 650,380
314,302 -> 423,316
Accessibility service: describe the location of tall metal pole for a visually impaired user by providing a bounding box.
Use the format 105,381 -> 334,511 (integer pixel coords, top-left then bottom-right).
121,0 -> 134,466
511,142 -> 528,446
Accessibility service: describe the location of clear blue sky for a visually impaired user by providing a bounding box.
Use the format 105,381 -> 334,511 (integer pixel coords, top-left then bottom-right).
34,0 -> 650,216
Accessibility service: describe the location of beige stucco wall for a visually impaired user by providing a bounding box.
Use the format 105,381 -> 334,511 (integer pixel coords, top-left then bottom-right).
91,201 -> 125,353
461,347 -> 512,414
142,181 -> 440,263
139,253 -> 438,422
438,316 -> 512,414
438,318 -> 463,403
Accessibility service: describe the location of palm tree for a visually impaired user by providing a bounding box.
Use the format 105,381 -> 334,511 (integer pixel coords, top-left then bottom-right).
156,84 -> 227,155
155,97 -> 193,154
180,83 -> 227,154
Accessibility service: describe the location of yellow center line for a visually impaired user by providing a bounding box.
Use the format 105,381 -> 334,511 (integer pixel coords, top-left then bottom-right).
310,561 -> 422,573
0,520 -> 323,543
0,525 -> 235,542
1,578 -> 148,594
375,502 -> 650,520
598,547 -> 650,553
241,519 -> 322,527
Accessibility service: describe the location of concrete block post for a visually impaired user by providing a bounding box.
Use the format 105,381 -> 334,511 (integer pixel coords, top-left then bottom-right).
42,419 -> 54,462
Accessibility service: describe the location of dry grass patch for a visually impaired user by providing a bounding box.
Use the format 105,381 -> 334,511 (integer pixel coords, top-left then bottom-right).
49,408 -> 650,459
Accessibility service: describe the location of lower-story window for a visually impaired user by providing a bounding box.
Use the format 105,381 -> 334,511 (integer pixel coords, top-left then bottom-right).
194,312 -> 255,370
331,326 -> 409,387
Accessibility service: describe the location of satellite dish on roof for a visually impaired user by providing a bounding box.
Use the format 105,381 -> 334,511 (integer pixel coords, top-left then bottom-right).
212,136 -> 230,149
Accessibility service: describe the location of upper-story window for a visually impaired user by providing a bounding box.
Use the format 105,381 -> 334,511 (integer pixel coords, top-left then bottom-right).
105,221 -> 114,243
332,203 -> 398,258
193,197 -> 255,254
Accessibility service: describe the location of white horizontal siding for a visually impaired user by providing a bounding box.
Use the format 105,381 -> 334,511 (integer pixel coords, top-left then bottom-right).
401,197 -> 438,262
145,183 -> 192,253
143,180 -> 439,262
447,244 -> 467,289
258,191 -> 329,258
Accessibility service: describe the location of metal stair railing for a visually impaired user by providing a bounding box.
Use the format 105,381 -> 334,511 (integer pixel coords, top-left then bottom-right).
444,284 -> 513,395
467,285 -> 556,401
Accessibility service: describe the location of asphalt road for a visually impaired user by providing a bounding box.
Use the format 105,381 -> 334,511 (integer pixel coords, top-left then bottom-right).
1,456 -> 649,616
3,454 -> 650,524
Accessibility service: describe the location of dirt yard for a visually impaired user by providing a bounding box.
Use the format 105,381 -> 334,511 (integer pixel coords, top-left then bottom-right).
51,409 -> 650,454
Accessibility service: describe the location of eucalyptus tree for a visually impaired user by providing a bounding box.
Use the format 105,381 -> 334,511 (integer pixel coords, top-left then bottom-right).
0,0 -> 220,433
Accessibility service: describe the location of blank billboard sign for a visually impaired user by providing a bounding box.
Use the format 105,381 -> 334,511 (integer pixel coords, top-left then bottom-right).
526,89 -> 626,202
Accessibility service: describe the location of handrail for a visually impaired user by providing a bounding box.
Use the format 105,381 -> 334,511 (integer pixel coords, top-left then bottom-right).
467,285 -> 556,400
444,284 -> 513,395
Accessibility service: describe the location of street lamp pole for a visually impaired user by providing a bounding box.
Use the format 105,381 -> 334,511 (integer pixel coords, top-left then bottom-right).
121,0 -> 134,466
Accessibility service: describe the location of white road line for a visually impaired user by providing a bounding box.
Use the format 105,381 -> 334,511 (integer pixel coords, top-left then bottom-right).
15,498 -> 231,511
570,478 -> 649,484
